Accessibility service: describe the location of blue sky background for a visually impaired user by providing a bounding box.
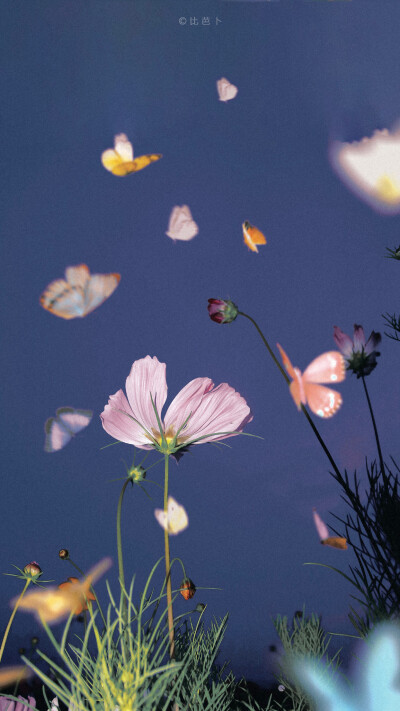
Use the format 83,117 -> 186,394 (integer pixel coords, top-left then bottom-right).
1,0 -> 399,687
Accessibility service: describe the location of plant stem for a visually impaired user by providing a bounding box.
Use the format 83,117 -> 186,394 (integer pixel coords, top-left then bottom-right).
361,374 -> 385,475
164,453 -> 175,659
0,579 -> 31,663
117,478 -> 131,632
238,310 -> 341,478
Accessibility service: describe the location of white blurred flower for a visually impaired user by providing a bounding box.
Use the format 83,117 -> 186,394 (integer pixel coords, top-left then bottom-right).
331,127 -> 400,214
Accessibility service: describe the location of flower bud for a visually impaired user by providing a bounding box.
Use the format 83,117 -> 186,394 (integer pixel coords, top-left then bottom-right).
18,648 -> 26,655
207,298 -> 238,324
127,465 -> 146,482
180,578 -> 196,600
58,549 -> 69,559
195,603 -> 206,613
23,562 -> 42,578
31,637 -> 39,646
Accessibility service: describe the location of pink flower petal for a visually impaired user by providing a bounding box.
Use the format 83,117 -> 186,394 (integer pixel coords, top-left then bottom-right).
333,326 -> 353,356
365,330 -> 382,354
179,382 -> 253,444
100,389 -> 153,448
125,356 -> 168,436
353,324 -> 366,351
164,378 -> 214,435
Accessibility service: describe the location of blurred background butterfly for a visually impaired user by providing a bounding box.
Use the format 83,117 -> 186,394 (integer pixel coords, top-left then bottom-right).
40,264 -> 120,319
217,77 -> 238,102
154,496 -> 188,535
242,220 -> 267,253
312,508 -> 347,550
44,407 -> 93,452
101,133 -> 162,176
277,344 -> 345,418
166,205 -> 199,242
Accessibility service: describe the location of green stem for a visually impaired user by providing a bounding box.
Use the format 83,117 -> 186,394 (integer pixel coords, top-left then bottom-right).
361,374 -> 385,475
117,478 -> 131,632
0,579 -> 31,663
163,454 -> 175,659
238,310 -> 341,478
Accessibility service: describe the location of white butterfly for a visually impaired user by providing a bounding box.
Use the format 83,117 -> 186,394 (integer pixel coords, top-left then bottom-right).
166,205 -> 198,242
44,408 -> 93,452
217,77 -> 238,102
154,496 -> 188,535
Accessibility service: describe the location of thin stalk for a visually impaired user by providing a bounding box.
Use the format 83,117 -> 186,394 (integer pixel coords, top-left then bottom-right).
0,579 -> 31,663
164,454 -> 175,658
117,478 -> 131,633
239,310 -> 341,478
361,374 -> 385,476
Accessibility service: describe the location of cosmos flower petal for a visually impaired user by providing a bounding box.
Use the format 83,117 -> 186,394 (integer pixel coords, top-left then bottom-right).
125,356 -> 168,435
353,324 -> 366,351
163,378 -> 214,434
100,390 -> 153,448
181,382 -> 253,444
365,330 -> 382,355
333,326 -> 354,356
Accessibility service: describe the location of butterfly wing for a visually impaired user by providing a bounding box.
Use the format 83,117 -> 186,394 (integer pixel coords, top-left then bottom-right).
129,153 -> 162,173
303,352 -> 346,384
154,508 -> 168,532
40,278 -> 86,319
322,537 -> 348,550
276,344 -> 296,379
167,497 -> 189,535
44,417 -> 71,452
82,272 -> 121,316
65,264 -> 91,288
217,78 -> 238,102
56,407 -> 93,434
312,508 -> 330,541
304,383 -> 343,418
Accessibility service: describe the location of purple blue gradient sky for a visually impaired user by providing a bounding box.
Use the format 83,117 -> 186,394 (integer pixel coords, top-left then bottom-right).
1,0 -> 399,686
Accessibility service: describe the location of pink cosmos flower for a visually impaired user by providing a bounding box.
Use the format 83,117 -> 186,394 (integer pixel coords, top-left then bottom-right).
0,698 -> 36,711
333,324 -> 381,378
101,356 -> 253,456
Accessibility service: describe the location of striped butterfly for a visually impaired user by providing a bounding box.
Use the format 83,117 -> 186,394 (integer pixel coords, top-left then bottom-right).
40,264 -> 120,319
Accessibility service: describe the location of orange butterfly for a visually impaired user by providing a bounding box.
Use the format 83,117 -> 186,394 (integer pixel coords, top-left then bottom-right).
101,133 -> 162,176
313,508 -> 347,550
242,221 -> 267,253
40,264 -> 120,319
277,344 -> 345,418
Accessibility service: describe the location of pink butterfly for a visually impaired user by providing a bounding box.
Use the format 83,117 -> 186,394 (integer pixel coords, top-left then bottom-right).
216,77 -> 238,102
313,508 -> 347,550
44,408 -> 93,452
166,205 -> 198,242
277,344 -> 345,418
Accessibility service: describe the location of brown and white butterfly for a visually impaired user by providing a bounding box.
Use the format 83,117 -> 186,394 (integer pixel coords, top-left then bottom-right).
313,508 -> 347,550
40,264 -> 120,319
277,344 -> 345,418
101,133 -> 162,176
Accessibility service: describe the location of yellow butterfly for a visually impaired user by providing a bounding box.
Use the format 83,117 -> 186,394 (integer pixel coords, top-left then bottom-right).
242,221 -> 267,253
101,133 -> 162,176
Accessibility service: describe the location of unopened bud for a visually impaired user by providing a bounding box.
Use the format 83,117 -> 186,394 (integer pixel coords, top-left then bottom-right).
23,561 -> 42,578
58,549 -> 69,559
